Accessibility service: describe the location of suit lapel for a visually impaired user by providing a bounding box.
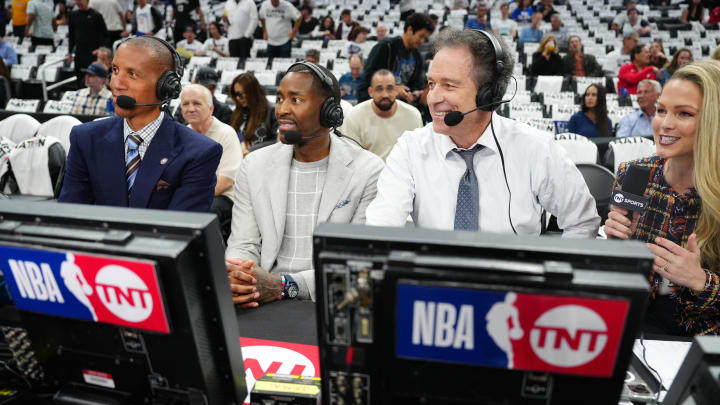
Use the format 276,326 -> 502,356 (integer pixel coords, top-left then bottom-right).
317,136 -> 353,223
100,118 -> 129,206
266,144 -> 293,244
129,116 -> 182,208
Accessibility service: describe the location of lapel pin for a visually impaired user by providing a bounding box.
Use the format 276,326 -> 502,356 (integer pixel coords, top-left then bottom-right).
160,158 -> 168,165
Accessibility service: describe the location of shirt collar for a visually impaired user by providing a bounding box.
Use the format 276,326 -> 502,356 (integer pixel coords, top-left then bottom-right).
123,111 -> 165,140
638,107 -> 656,119
436,113 -> 500,159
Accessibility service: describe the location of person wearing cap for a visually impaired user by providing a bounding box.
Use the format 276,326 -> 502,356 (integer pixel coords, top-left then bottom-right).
181,84 -> 243,227
176,26 -> 205,56
70,63 -> 112,116
174,66 -> 233,125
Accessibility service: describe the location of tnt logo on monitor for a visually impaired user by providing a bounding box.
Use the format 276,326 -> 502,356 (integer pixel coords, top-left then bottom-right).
395,284 -> 629,378
0,245 -> 170,334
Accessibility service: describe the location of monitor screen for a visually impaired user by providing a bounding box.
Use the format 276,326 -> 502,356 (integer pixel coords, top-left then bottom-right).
313,223 -> 652,405
0,200 -> 246,404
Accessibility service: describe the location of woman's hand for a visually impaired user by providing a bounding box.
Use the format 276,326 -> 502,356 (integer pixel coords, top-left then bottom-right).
647,234 -> 707,292
604,205 -> 639,240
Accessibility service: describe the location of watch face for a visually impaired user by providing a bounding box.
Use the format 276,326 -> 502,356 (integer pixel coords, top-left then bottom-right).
288,284 -> 299,299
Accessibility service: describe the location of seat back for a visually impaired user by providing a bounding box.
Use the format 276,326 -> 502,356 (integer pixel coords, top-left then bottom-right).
37,115 -> 83,153
0,114 -> 41,144
576,163 -> 616,223
606,137 -> 656,174
554,133 -> 599,164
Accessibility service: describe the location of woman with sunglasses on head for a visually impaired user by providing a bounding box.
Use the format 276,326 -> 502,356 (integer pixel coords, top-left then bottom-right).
605,60 -> 720,336
230,72 -> 277,155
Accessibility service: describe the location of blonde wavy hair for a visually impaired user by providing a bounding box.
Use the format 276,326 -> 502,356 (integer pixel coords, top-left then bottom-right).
673,60 -> 720,271
536,34 -> 559,54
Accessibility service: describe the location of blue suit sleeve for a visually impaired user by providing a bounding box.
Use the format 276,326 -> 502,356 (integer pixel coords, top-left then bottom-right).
58,128 -> 94,204
166,141 -> 222,212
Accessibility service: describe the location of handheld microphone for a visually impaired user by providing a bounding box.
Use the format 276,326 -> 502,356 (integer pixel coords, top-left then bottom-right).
116,95 -> 166,109
612,165 -> 651,213
283,130 -> 326,145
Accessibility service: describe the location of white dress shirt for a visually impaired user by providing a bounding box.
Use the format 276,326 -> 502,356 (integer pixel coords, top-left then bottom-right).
224,0 -> 258,40
365,114 -> 601,238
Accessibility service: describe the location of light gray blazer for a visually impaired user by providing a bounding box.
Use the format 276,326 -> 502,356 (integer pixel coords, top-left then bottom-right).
225,134 -> 385,300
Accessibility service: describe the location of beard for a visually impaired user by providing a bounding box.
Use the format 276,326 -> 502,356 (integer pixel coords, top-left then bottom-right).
374,98 -> 394,111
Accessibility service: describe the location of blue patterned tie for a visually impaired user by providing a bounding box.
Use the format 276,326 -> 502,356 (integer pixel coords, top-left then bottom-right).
126,134 -> 143,192
454,145 -> 483,231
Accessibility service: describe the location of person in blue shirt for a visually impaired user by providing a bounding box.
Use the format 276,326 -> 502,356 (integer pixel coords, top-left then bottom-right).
464,3 -> 492,31
518,11 -> 543,45
339,54 -> 364,105
511,0 -> 534,24
616,79 -> 659,138
0,36 -> 18,67
567,84 -> 612,138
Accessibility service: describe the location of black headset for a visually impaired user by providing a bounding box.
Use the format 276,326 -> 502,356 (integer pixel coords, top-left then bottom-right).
114,36 -> 184,102
470,29 -> 506,111
287,61 -> 344,129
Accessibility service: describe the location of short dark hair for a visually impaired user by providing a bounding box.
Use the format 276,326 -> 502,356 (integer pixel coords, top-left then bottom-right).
630,44 -> 645,62
432,28 -> 515,96
119,36 -> 175,75
305,48 -> 321,60
404,13 -> 435,35
371,69 -> 394,83
286,62 -> 341,101
341,9 -> 351,16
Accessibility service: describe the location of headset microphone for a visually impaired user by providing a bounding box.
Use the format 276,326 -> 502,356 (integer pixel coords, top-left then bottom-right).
283,130 -> 326,145
116,95 -> 166,109
444,102 -> 498,127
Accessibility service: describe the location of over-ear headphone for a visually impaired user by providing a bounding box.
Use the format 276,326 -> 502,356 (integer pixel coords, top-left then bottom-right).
469,29 -> 505,112
113,36 -> 184,102
287,61 -> 344,129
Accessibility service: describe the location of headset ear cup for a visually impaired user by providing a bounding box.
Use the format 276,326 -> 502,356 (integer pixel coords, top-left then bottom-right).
319,97 -> 343,128
156,71 -> 182,101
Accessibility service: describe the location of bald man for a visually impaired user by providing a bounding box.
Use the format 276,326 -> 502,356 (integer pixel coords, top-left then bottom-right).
59,37 -> 222,212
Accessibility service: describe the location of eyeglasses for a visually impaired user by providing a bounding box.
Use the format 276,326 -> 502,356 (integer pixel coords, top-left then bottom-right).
233,91 -> 245,99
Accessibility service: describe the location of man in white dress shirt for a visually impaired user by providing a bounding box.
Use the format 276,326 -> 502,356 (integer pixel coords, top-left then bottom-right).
366,28 -> 600,237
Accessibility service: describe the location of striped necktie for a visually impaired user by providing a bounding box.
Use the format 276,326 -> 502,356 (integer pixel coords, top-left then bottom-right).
126,134 -> 143,192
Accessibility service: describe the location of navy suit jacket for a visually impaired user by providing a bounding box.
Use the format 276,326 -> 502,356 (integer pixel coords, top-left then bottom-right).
58,114 -> 222,212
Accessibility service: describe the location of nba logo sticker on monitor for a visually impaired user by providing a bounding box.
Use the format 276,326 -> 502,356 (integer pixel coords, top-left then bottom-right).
395,283 -> 630,377
0,245 -> 170,334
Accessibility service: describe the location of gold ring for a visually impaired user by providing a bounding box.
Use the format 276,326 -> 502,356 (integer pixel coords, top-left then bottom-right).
662,263 -> 670,272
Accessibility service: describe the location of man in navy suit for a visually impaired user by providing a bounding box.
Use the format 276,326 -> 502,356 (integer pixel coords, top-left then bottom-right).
59,36 -> 222,212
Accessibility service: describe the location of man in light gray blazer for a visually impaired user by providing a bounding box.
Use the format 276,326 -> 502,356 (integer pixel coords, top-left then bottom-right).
225,62 -> 384,306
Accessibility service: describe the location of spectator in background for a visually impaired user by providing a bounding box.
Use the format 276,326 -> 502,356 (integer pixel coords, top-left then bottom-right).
567,84 -> 612,138
658,48 -> 693,85
70,63 -> 111,115
611,0 -> 637,34
25,0 -> 54,47
604,32 -> 638,73
530,35 -> 562,76
493,3 -> 518,40
618,44 -> 660,95
259,0 -> 301,59
89,0 -> 127,47
534,0 -> 557,23
616,79 -> 660,138
93,46 -> 112,69
335,9 -> 359,40
710,5 -> 720,24
358,12 -> 434,103
132,0 -> 163,36
314,15 -> 335,41
181,84 -> 243,226
399,0 -> 415,21
681,0 -> 705,23
548,14 -> 568,51
649,40 -> 668,69
68,0 -> 107,87
11,0 -> 29,41
621,8 -> 651,37
374,23 -> 387,41
176,25 -> 205,56
224,0 -> 257,58
511,0 -> 534,25
339,54 -> 363,105
0,0 -> 7,38
562,35 -> 604,77
174,66 -> 233,125
345,69 -> 423,161
172,0 -> 206,44
0,35 -> 18,71
230,72 -> 277,154
203,21 -> 229,57
465,3 -> 491,31
518,11 -> 543,45
348,26 -> 369,55
304,48 -> 319,64
297,4 -> 318,39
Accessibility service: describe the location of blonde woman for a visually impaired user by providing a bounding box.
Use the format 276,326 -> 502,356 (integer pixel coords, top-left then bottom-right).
529,34 -> 562,76
605,60 -> 720,336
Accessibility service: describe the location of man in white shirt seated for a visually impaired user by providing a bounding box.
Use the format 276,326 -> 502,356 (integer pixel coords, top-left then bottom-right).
181,84 -> 243,225
365,29 -> 600,237
176,26 -> 205,56
345,69 -> 423,161
604,32 -> 637,74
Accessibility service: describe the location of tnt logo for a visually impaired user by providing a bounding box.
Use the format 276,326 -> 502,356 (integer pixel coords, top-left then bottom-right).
529,305 -> 608,368
95,265 -> 153,323
613,193 -> 624,204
